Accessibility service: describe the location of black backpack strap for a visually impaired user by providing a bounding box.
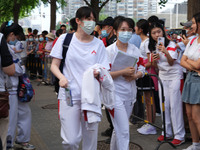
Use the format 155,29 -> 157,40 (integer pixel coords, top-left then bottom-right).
59,33 -> 74,73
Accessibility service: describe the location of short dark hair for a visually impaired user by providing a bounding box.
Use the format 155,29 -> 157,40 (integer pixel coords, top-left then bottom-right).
75,6 -> 96,21
70,18 -> 77,31
113,16 -> 134,31
33,29 -> 38,35
60,24 -> 66,29
28,28 -> 32,33
42,30 -> 48,36
148,15 -> 159,24
136,19 -> 149,35
0,22 -> 24,39
148,22 -> 170,52
56,29 -> 63,37
193,12 -> 200,33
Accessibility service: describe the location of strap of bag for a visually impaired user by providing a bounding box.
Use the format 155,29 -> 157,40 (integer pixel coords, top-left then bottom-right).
59,33 -> 74,73
190,37 -> 197,46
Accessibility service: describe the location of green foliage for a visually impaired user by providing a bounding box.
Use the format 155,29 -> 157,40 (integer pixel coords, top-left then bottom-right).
158,0 -> 168,9
0,0 -> 39,24
99,14 -> 108,21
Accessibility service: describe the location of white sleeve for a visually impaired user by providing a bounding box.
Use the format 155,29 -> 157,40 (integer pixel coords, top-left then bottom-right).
167,42 -> 178,60
177,42 -> 186,52
144,40 -> 150,54
50,33 -> 67,59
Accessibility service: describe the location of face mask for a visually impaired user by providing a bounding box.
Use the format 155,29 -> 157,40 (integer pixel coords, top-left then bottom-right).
26,39 -> 29,42
118,31 -> 132,43
80,20 -> 96,35
101,30 -> 109,38
35,38 -> 39,41
29,38 -> 34,42
39,37 -> 44,42
9,39 -> 18,45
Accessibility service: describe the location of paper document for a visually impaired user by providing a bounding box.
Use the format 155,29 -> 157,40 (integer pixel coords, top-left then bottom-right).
111,51 -> 138,71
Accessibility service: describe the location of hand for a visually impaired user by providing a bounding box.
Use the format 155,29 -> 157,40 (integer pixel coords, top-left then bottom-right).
122,67 -> 135,76
152,53 -> 159,61
59,77 -> 68,88
93,69 -> 100,78
181,35 -> 189,46
157,43 -> 168,55
13,47 -> 17,52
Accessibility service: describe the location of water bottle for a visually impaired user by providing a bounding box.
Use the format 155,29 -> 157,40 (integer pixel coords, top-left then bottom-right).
65,86 -> 73,107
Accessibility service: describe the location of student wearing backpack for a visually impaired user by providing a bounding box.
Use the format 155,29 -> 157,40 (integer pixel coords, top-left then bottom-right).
50,6 -> 110,150
180,12 -> 200,150
0,22 -> 35,150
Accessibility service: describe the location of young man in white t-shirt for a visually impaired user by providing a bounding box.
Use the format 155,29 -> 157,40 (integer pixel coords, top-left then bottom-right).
50,6 -> 109,150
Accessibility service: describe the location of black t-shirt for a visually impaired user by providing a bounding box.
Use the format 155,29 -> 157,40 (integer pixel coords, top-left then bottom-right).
106,34 -> 117,47
0,34 -> 13,67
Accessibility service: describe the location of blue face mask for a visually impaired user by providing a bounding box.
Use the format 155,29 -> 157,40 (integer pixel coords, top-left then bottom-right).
35,38 -> 39,41
39,37 -> 44,42
9,39 -> 18,45
101,30 -> 109,38
118,31 -> 132,43
29,38 -> 34,42
26,39 -> 29,42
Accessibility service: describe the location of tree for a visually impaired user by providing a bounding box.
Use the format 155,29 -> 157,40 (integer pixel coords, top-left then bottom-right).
0,0 -> 39,24
41,0 -> 66,31
159,0 -> 200,20
187,0 -> 200,20
83,0 -> 121,22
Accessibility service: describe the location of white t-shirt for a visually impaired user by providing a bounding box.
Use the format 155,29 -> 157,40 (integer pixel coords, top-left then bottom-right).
50,33 -> 110,101
140,38 -> 150,60
183,37 -> 200,61
157,41 -> 183,80
106,42 -> 145,103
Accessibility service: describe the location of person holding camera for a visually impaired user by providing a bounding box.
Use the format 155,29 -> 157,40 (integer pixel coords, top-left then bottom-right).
149,22 -> 185,146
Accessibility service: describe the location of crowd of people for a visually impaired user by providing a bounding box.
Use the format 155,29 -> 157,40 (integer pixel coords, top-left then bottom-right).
0,5 -> 200,150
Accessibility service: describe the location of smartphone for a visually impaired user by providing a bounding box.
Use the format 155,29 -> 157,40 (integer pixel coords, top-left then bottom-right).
182,30 -> 187,37
158,37 -> 165,46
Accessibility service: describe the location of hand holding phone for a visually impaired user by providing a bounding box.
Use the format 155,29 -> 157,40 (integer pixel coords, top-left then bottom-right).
182,30 -> 187,37
158,37 -> 165,46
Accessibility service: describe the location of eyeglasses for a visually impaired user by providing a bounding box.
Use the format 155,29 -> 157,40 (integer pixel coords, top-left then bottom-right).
119,28 -> 133,32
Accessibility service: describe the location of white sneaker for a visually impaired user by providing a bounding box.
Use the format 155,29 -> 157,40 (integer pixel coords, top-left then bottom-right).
137,124 -> 157,135
183,145 -> 194,150
182,145 -> 200,150
137,124 -> 148,132
194,146 -> 200,150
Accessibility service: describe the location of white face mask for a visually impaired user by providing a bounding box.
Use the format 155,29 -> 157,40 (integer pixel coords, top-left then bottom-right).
80,20 -> 96,35
118,31 -> 132,43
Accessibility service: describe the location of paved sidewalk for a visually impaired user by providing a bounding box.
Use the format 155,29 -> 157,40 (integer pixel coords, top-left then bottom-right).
28,80 -> 191,150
